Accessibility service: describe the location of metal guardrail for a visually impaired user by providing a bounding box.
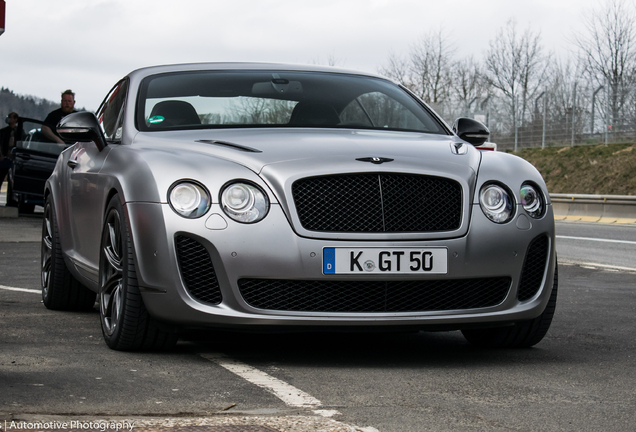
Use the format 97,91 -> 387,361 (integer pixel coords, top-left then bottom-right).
550,193 -> 636,222
551,193 -> 636,204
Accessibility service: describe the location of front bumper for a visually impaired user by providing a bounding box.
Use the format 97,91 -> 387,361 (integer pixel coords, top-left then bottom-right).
125,202 -> 556,329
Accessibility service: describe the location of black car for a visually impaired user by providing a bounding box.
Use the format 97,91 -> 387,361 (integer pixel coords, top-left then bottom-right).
8,118 -> 69,213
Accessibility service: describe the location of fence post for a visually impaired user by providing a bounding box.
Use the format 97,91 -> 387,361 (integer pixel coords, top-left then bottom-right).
514,94 -> 519,152
481,96 -> 491,129
605,78 -> 610,145
572,82 -> 577,146
591,85 -> 604,139
535,92 -> 546,149
543,93 -> 548,149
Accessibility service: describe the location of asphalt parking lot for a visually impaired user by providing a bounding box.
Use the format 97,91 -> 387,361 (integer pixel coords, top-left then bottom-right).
1,216 -> 635,432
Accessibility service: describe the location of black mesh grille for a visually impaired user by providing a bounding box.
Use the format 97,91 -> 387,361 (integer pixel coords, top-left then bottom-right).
292,173 -> 462,232
238,278 -> 511,312
518,235 -> 550,301
175,235 -> 222,305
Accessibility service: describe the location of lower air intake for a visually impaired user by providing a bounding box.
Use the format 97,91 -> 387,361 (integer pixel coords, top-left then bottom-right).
238,277 -> 511,312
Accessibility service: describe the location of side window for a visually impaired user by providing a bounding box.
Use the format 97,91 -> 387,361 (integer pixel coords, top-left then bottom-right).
96,79 -> 129,141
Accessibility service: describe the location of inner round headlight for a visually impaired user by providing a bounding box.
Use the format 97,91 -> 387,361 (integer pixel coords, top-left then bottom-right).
169,181 -> 210,218
479,183 -> 514,223
221,182 -> 269,223
520,184 -> 544,218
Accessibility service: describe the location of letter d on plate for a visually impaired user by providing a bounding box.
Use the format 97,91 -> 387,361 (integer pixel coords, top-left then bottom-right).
323,248 -> 336,274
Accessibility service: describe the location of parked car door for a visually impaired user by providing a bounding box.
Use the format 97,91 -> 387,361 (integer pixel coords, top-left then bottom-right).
10,118 -> 69,213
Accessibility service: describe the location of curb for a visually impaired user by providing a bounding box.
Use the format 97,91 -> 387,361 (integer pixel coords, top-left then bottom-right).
554,214 -> 636,224
0,205 -> 18,218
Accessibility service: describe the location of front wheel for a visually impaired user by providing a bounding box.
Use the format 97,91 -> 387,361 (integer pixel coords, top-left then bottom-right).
99,195 -> 177,351
462,262 -> 558,348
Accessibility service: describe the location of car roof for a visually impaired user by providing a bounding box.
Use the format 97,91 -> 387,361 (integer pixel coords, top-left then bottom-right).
126,62 -> 388,81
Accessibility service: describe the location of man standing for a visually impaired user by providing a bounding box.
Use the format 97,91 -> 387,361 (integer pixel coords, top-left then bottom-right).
0,112 -> 20,205
42,89 -> 77,144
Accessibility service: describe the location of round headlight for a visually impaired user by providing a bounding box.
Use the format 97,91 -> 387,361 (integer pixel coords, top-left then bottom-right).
520,184 -> 544,218
221,182 -> 269,223
479,183 -> 514,223
169,181 -> 210,218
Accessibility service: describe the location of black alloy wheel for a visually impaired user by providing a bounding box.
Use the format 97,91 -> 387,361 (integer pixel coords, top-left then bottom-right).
98,195 -> 177,350
100,205 -> 125,337
41,195 -> 96,310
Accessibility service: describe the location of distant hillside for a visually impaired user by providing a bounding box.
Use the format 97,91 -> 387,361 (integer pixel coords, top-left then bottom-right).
0,87 -> 59,121
515,144 -> 636,195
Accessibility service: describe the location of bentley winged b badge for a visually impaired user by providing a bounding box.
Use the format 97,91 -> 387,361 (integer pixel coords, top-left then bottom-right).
356,157 -> 394,164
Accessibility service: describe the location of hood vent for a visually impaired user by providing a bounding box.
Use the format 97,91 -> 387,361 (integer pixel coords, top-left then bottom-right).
196,139 -> 262,153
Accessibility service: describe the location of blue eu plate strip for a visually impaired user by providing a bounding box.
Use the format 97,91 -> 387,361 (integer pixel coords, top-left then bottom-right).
323,248 -> 335,274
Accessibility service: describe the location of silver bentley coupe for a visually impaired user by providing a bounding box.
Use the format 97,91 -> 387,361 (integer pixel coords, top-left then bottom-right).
41,63 -> 557,351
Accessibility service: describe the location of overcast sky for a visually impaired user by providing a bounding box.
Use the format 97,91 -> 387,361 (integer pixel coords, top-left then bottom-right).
1,0 -> 604,111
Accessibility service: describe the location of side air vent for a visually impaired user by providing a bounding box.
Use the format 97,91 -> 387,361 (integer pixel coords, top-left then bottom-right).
518,235 -> 550,301
175,235 -> 222,305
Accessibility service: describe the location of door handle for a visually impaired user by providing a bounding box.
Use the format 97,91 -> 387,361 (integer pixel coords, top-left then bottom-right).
67,159 -> 79,168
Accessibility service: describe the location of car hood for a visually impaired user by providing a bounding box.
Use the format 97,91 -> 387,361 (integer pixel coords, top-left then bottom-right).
132,128 -> 481,240
132,128 -> 481,179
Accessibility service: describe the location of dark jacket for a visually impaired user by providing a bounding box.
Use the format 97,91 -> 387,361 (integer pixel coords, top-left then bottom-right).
0,124 -> 23,158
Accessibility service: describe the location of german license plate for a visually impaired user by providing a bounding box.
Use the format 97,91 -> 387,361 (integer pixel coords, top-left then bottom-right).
323,247 -> 447,275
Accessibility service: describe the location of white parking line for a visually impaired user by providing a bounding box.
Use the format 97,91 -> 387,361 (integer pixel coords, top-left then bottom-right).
560,260 -> 636,273
201,353 -> 322,408
556,235 -> 636,245
0,285 -> 40,294
200,353 -> 381,431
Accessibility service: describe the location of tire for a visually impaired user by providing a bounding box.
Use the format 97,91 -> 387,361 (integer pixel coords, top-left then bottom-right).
41,196 -> 96,310
462,262 -> 558,348
99,195 -> 178,351
18,195 -> 35,214
6,177 -> 18,207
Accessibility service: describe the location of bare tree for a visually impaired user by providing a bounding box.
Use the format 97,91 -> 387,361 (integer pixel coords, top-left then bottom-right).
484,19 -> 550,137
451,57 -> 489,116
544,58 -> 589,143
574,0 -> 636,131
377,51 -> 412,89
378,29 -> 455,112
409,28 -> 455,107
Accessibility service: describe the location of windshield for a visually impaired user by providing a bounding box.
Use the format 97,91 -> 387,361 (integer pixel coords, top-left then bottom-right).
136,71 -> 448,134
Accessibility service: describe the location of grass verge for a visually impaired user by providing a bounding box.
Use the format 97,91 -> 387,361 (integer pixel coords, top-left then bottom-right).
513,143 -> 636,195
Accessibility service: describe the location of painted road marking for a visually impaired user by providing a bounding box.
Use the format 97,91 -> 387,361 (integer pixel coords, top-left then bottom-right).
0,285 -> 40,294
200,353 -> 381,431
560,260 -> 636,273
201,353 -> 322,409
556,235 -> 636,245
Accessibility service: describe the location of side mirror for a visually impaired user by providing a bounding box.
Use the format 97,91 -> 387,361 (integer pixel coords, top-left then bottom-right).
57,112 -> 107,151
453,117 -> 490,146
